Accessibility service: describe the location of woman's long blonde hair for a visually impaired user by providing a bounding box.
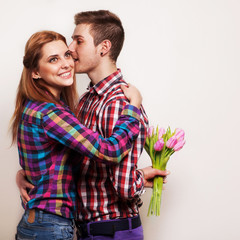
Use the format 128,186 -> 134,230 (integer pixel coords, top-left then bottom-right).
10,31 -> 78,144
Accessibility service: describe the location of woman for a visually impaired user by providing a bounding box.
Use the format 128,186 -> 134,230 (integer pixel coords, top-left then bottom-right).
11,30 -> 142,240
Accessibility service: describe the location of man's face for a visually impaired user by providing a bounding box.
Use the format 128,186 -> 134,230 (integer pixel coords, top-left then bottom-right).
69,24 -> 102,74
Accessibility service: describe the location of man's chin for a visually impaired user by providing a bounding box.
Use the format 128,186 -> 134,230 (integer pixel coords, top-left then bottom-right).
73,65 -> 82,74
74,64 -> 88,74
74,68 -> 85,74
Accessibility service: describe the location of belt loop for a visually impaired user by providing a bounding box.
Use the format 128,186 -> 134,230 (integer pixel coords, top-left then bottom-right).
87,222 -> 92,238
128,218 -> 132,232
72,219 -> 75,228
38,210 -> 43,223
87,223 -> 93,240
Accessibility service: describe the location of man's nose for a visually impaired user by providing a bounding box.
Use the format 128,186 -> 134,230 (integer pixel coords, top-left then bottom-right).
68,41 -> 75,52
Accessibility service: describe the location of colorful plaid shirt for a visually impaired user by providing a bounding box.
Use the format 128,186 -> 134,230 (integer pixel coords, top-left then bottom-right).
17,99 -> 140,219
76,69 -> 149,221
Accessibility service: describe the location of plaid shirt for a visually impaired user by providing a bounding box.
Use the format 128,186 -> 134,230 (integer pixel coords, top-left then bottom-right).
76,69 -> 149,221
17,99 -> 140,219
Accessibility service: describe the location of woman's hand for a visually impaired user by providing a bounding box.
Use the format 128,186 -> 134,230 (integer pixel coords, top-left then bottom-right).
16,169 -> 34,205
121,83 -> 142,109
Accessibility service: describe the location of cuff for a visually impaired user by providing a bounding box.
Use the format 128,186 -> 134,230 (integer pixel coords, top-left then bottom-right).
121,105 -> 141,121
137,169 -> 144,178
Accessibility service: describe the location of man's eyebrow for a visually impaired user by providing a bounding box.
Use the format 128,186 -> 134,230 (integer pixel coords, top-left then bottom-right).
71,35 -> 83,40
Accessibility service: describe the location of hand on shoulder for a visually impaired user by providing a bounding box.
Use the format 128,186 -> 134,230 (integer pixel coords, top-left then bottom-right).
121,83 -> 142,109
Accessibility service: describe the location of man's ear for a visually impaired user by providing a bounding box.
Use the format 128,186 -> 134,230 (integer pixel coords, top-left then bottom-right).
32,70 -> 41,79
99,40 -> 112,56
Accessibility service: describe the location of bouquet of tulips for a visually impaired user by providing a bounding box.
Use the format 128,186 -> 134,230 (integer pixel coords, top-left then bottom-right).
144,126 -> 185,216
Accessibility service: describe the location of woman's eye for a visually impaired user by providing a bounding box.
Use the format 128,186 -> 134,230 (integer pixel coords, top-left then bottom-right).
77,40 -> 82,45
65,51 -> 72,58
49,57 -> 57,63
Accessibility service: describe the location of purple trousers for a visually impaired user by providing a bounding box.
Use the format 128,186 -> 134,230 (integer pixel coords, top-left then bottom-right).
77,218 -> 144,240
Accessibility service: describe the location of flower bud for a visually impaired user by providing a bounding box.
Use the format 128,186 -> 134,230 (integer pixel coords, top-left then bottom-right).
166,136 -> 178,148
158,128 -> 166,139
175,128 -> 185,140
173,140 -> 186,151
154,139 -> 164,151
147,126 -> 154,138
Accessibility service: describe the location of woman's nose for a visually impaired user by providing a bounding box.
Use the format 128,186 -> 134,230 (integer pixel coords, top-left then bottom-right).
61,59 -> 71,69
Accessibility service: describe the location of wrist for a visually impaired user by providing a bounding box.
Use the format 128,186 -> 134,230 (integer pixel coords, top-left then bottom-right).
138,169 -> 145,178
138,169 -> 148,186
130,100 -> 141,109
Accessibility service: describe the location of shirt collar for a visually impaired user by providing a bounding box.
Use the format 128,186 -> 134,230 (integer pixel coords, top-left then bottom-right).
88,69 -> 123,95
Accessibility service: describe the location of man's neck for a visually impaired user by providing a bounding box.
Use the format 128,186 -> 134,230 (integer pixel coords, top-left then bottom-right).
88,62 -> 118,85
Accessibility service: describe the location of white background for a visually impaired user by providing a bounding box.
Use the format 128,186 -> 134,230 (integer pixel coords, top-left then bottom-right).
0,0 -> 240,239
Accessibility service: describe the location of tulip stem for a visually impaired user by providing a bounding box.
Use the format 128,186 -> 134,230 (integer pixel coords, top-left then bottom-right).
148,145 -> 171,216
148,175 -> 163,216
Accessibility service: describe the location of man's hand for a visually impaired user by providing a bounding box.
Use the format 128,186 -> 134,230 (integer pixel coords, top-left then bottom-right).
16,169 -> 34,205
139,166 -> 170,188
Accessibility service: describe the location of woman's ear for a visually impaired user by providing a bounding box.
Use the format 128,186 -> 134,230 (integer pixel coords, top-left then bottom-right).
99,40 -> 112,56
32,70 -> 41,79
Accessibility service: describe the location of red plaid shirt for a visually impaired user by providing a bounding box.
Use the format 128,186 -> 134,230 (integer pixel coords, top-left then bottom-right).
76,69 -> 149,221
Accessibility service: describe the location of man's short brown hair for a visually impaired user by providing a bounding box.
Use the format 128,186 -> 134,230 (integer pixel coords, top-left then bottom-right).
74,10 -> 124,62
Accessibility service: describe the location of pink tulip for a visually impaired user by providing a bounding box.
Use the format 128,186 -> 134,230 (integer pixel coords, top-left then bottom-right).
175,128 -> 185,140
154,139 -> 164,151
147,126 -> 154,137
158,128 -> 166,139
166,136 -> 178,148
173,140 -> 186,151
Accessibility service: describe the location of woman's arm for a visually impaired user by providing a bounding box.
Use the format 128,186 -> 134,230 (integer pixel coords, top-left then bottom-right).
43,84 -> 143,164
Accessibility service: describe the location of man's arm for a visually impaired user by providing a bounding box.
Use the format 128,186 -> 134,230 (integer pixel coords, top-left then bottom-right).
101,97 -> 147,199
16,166 -> 170,205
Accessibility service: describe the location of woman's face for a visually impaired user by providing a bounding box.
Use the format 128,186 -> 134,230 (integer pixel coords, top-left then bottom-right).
32,40 -> 74,98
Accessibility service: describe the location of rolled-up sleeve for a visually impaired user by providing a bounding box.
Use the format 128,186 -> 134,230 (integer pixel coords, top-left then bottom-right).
42,105 -> 140,164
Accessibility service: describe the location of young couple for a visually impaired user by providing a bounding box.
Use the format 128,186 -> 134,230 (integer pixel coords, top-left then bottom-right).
12,10 -> 169,240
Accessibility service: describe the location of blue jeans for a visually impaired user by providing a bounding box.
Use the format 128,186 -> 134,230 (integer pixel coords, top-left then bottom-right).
16,209 -> 74,240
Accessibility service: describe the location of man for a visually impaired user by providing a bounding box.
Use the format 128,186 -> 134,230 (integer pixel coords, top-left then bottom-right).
17,10 -> 169,240
68,10 -> 168,239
